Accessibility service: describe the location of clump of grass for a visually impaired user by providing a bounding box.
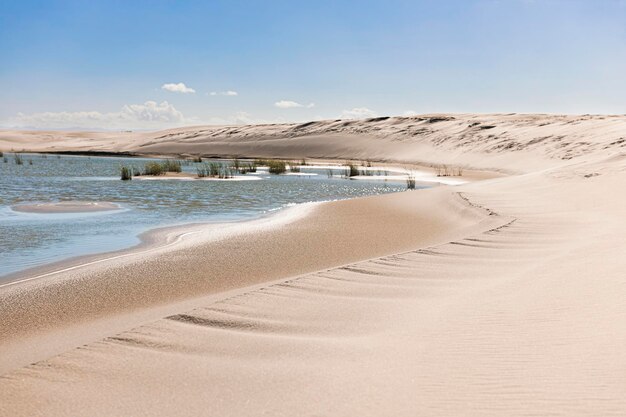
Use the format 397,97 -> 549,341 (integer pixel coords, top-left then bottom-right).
300,158 -> 307,166
289,161 -> 301,173
435,164 -> 463,177
197,162 -> 235,179
132,166 -> 141,176
239,162 -> 257,174
406,173 -> 416,190
196,164 -> 208,178
192,155 -> 203,163
14,153 -> 23,165
221,166 -> 234,179
143,161 -> 164,176
327,169 -> 334,178
252,158 -> 289,174
232,158 -> 241,172
345,162 -> 359,177
161,159 -> 182,173
120,166 -> 133,180
209,162 -> 220,177
143,159 -> 182,176
268,160 -> 287,174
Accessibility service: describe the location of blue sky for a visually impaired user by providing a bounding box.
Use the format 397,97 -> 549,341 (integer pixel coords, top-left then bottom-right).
2,0 -> 626,129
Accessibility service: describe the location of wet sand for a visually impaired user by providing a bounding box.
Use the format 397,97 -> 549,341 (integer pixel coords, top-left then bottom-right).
12,201 -> 121,213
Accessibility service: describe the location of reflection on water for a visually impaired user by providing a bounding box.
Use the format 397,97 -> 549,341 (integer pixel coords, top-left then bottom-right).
0,154 -> 415,278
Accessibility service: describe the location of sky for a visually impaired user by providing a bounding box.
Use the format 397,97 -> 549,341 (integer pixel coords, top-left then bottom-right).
1,0 -> 626,130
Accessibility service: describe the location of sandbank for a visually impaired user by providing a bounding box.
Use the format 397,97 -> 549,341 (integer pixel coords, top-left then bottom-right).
11,201 -> 121,213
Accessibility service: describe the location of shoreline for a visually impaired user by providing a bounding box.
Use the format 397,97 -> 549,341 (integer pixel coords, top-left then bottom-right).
0,200 -> 321,287
1,158 -> 480,283
0,184 -> 497,375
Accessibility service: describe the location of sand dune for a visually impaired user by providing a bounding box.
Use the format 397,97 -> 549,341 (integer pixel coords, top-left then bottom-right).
1,114 -> 625,416
3,113 -> 626,172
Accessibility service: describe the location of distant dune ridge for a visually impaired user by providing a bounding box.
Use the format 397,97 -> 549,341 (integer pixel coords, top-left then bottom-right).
2,113 -> 626,172
1,113 -> 625,416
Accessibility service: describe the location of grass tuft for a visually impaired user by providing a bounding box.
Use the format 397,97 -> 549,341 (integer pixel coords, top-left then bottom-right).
197,162 -> 236,179
239,162 -> 257,174
120,166 -> 132,180
435,164 -> 463,177
14,153 -> 23,165
406,173 -> 416,190
161,159 -> 182,173
345,162 -> 359,177
142,159 -> 182,176
268,160 -> 287,174
143,161 -> 164,176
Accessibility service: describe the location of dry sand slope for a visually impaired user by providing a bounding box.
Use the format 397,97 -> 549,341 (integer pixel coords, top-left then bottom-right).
1,114 -> 625,416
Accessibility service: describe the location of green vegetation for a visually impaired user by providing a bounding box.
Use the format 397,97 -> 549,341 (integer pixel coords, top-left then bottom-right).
143,161 -> 165,176
143,159 -> 182,176
196,164 -> 208,178
120,166 -> 133,180
161,159 -> 182,173
238,162 -> 257,174
289,161 -> 301,173
267,160 -> 287,174
14,153 -> 23,165
345,162 -> 359,177
197,162 -> 235,179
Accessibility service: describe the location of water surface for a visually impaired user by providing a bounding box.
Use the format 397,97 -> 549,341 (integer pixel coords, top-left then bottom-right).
0,154 -> 416,278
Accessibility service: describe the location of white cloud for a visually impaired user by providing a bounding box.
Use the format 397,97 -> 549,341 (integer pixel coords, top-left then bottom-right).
5,101 -> 188,130
402,110 -> 418,116
340,107 -> 377,119
161,82 -> 196,94
209,90 -> 238,96
274,100 -> 315,109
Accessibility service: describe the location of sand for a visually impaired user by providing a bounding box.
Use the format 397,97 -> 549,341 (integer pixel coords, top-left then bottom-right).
11,201 -> 121,213
1,113 -> 625,416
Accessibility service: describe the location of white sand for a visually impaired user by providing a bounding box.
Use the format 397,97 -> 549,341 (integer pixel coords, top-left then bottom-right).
1,113 -> 625,416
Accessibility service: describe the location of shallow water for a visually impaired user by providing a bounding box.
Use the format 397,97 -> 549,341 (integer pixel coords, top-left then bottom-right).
0,154 -> 415,278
